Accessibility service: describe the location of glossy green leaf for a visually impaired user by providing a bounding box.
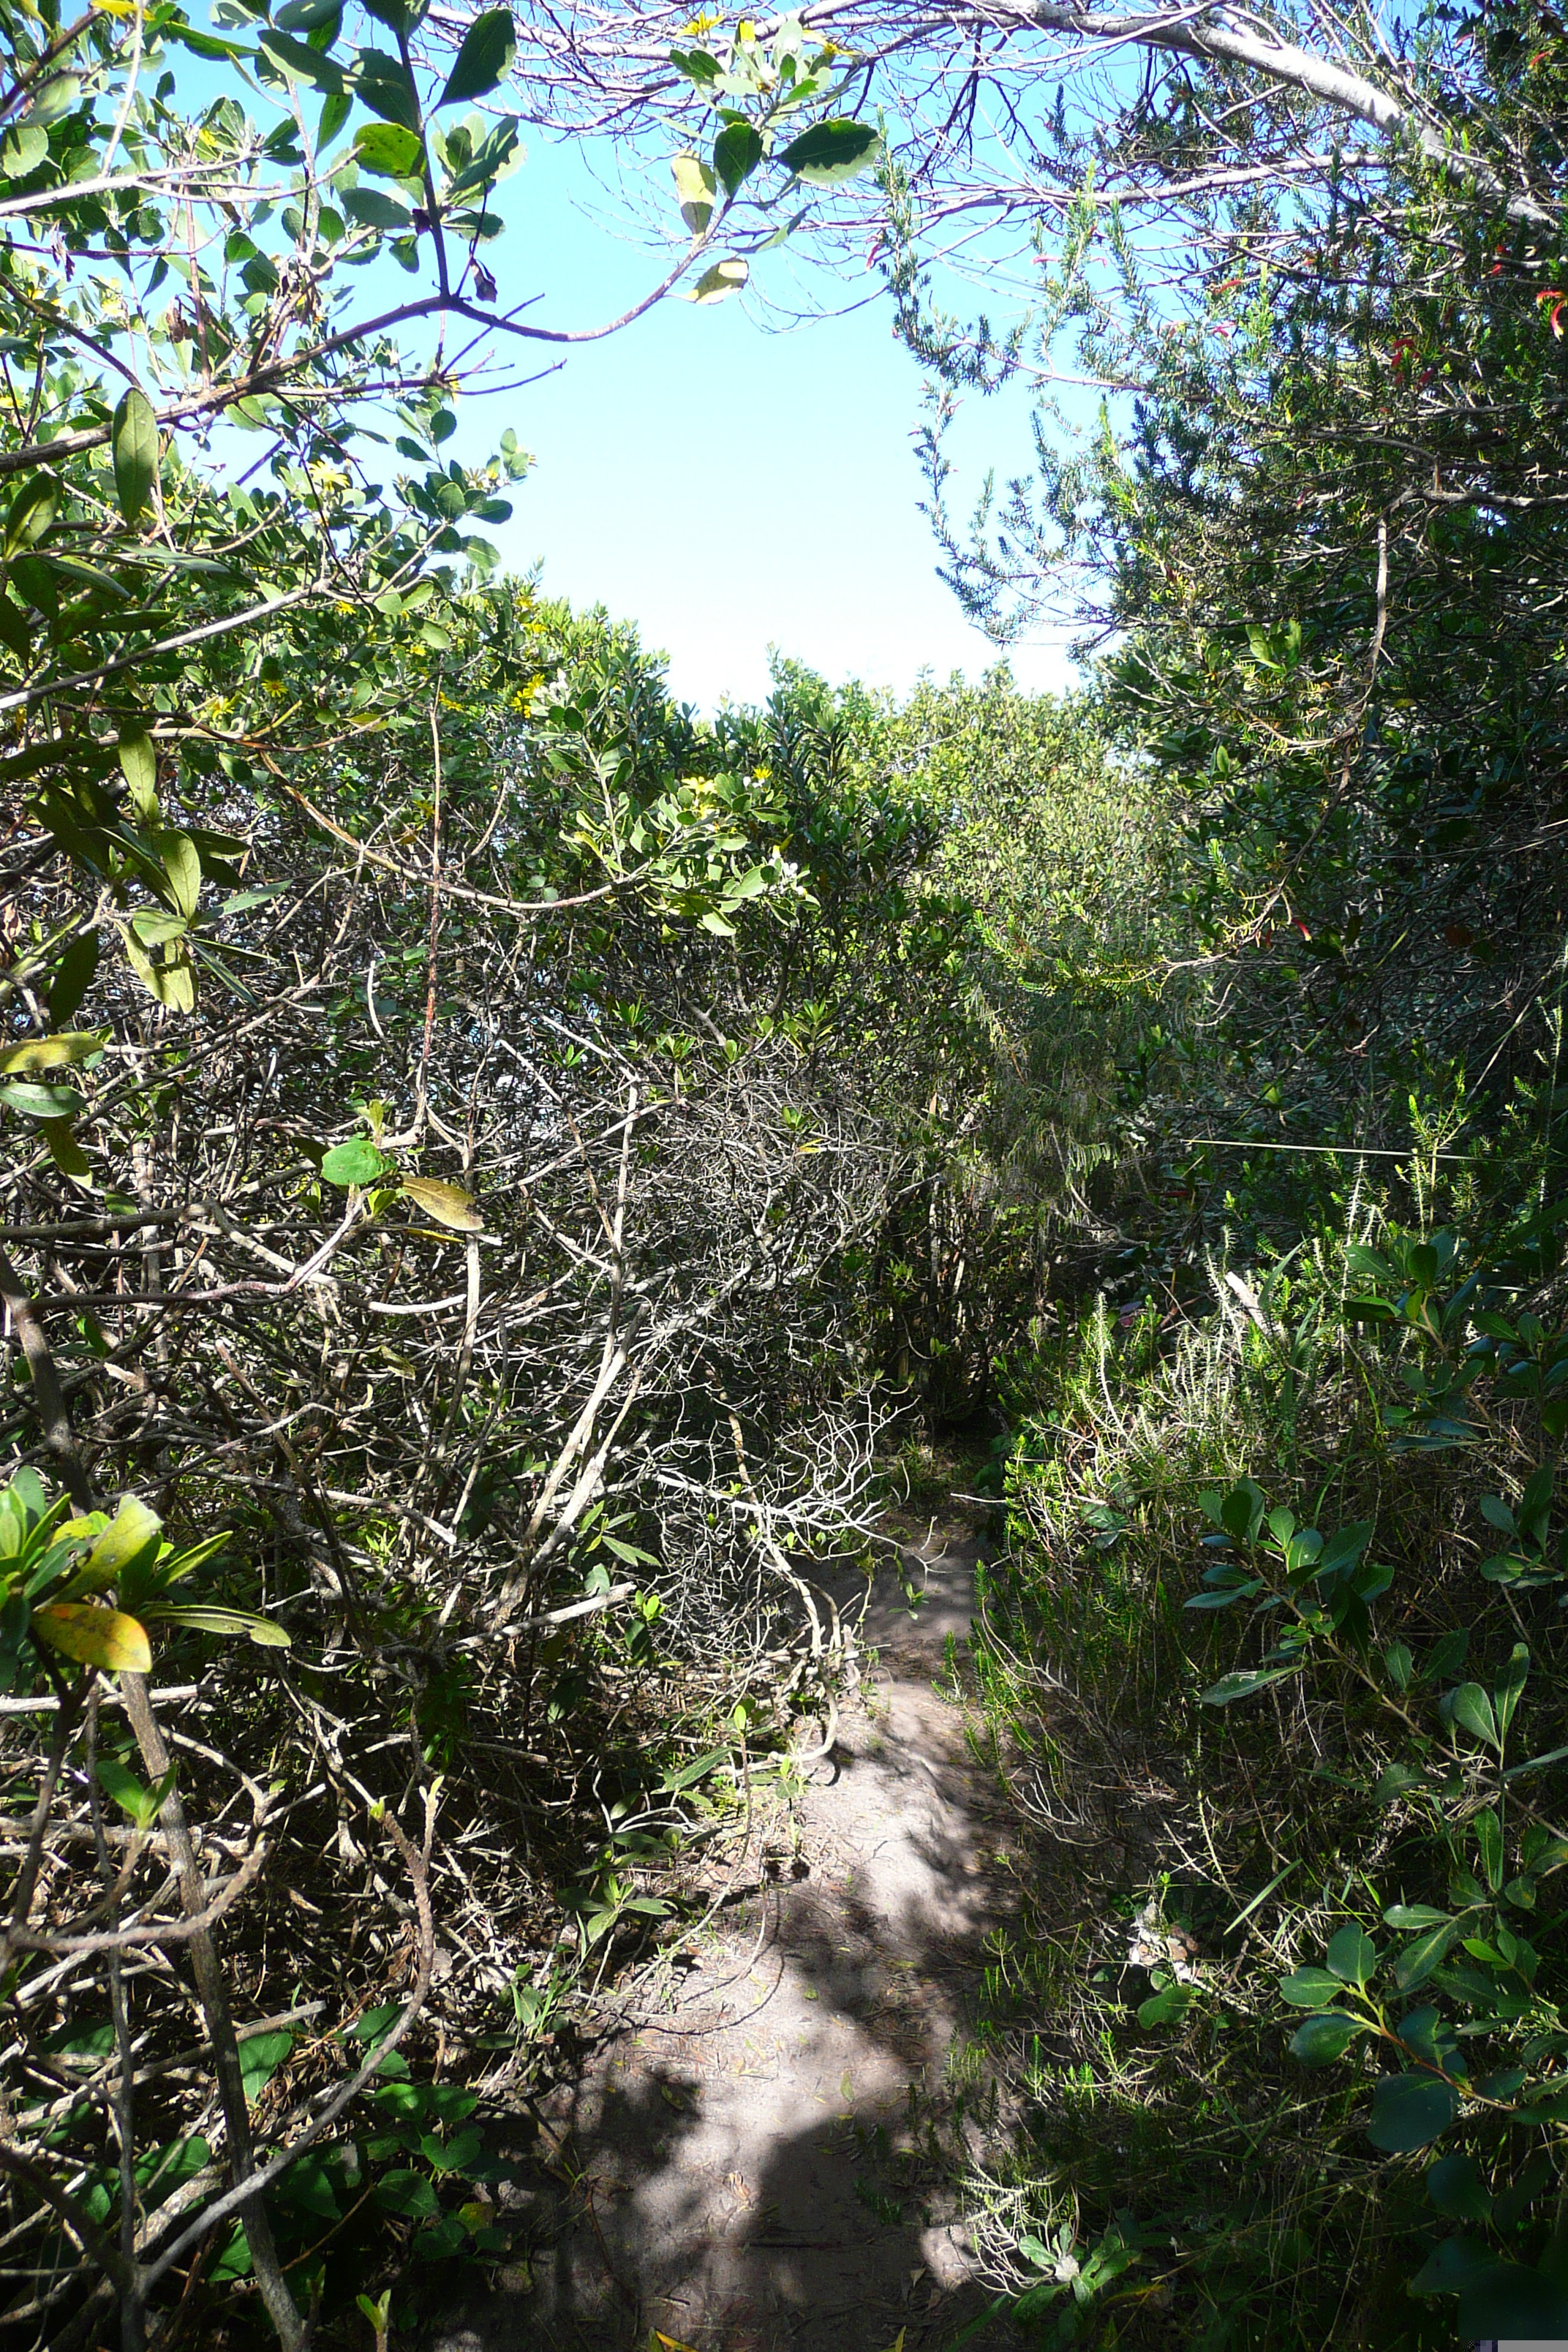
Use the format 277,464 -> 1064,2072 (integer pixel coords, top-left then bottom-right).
0,1079 -> 86,1120
118,725 -> 158,817
374,2170 -> 439,2218
257,27 -> 346,90
143,1604 -> 290,1647
321,1137 -> 388,1186
779,116 -> 882,186
1365,2071 -> 1460,2154
1199,1665 -> 1301,1705
238,2030 -> 295,2103
1495,1640 -> 1530,1734
1474,1806 -> 1504,1892
96,1755 -> 176,1828
1279,1967 -> 1343,2007
4,470 -> 57,556
1326,1924 -> 1378,1986
714,118 -> 764,197
112,388 -> 159,525
440,7 -> 515,107
1450,1681 -> 1500,1749
1289,2010 -> 1364,2064
342,185 -> 412,230
161,833 -> 203,919
1410,2233 -> 1497,2294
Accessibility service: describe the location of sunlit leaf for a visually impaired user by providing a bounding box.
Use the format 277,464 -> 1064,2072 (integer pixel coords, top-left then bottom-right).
31,1603 -> 152,1673
779,116 -> 881,186
399,1175 -> 483,1231
440,7 -> 515,107
321,1137 -> 388,1186
112,388 -> 159,525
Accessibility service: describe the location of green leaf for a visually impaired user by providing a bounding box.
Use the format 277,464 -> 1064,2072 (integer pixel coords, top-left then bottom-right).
42,1117 -> 90,1178
1383,1904 -> 1450,1930
238,2030 -> 295,2103
348,2002 -> 403,2043
257,26 -> 346,90
1,124 -> 48,178
0,1079 -> 86,1120
118,725 -> 158,818
26,73 -> 79,126
1365,2071 -> 1460,2154
1327,1924 -> 1378,1986
1218,1478 -> 1265,1542
1450,1681 -> 1500,1750
161,832 -> 202,919
1426,2152 -> 1492,2223
1198,1665 -> 1301,1705
353,121 -> 423,179
96,1755 -> 176,1829
31,1603 -> 152,1673
342,185 -> 412,231
48,934 -> 98,1028
1137,1979 -> 1193,2029
440,7 -> 515,107
1289,2010 -> 1365,2064
1456,2261 -> 1568,2335
320,1138 -> 388,1186
79,1496 -> 162,1588
0,1033 -> 101,1079
374,2170 -> 440,2219
713,118 -> 764,197
111,388 -> 159,526
1495,1640 -> 1530,1735
0,590 -> 32,662
1280,1967 -> 1344,2007
142,1604 -> 290,1648
779,116 -> 882,186
4,470 -> 58,556
1474,1806 -> 1504,1893
1410,2232 -> 1498,2294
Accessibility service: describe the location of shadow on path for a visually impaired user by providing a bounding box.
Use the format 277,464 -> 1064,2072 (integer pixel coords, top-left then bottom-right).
428,1522 -> 1025,2352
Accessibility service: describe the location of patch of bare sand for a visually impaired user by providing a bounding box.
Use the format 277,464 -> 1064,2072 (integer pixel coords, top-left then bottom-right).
430,1519 -> 1022,2352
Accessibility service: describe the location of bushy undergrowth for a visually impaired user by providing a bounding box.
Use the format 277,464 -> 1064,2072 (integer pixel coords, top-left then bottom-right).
959,1176 -> 1568,2345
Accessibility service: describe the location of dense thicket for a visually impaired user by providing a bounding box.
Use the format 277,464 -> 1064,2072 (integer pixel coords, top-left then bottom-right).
11,0 -> 1568,2345
886,9 -> 1568,2347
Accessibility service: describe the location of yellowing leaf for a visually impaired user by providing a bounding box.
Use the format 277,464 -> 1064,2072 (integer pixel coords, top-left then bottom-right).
41,1117 -> 91,1180
677,257 -> 748,305
31,1603 -> 152,1673
672,151 -> 715,235
80,1494 -> 162,1586
399,1176 -> 484,1232
0,1031 -> 105,1074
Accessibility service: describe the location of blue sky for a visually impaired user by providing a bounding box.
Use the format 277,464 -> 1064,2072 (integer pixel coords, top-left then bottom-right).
442,133 -> 1079,710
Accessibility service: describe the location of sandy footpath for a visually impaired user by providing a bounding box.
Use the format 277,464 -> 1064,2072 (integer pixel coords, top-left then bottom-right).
430,1519 -> 1018,2352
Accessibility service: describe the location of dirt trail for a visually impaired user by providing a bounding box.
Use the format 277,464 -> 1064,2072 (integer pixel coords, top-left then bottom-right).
434,1517 -> 1017,2352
